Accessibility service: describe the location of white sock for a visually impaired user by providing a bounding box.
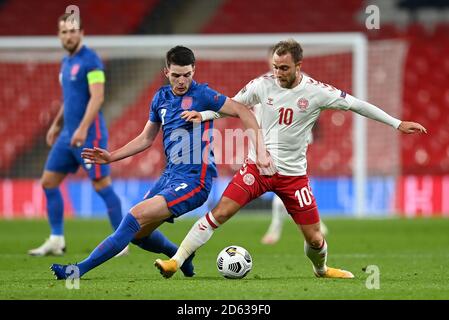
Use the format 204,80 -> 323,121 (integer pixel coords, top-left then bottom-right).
49,235 -> 65,244
304,239 -> 327,275
266,195 -> 287,236
172,212 -> 220,267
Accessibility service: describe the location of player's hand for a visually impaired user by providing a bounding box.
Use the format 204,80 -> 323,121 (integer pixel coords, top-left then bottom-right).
398,121 -> 427,134
256,151 -> 277,176
71,127 -> 88,147
81,147 -> 111,164
181,111 -> 202,123
46,125 -> 61,147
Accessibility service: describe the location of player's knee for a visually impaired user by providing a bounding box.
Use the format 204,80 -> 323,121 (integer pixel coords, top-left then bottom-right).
212,198 -> 240,224
303,227 -> 323,248
92,176 -> 111,192
212,208 -> 228,224
305,234 -> 324,249
129,206 -> 153,227
41,177 -> 58,189
129,207 -> 142,221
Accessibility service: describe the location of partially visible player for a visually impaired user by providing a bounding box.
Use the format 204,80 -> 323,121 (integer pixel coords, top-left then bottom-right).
261,194 -> 289,244
155,39 -> 427,279
28,13 -> 127,257
50,45 -> 271,280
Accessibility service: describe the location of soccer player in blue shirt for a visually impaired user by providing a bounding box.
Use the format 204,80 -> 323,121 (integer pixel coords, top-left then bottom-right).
28,14 -> 126,256
50,45 -> 271,279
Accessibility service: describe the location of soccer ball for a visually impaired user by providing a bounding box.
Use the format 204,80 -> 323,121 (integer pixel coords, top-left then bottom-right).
216,245 -> 252,279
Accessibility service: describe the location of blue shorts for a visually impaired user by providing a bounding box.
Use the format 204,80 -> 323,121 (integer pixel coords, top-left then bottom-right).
45,134 -> 110,180
144,171 -> 214,222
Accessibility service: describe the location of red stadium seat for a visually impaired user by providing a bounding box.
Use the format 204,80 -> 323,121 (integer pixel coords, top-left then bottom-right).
106,75 -> 166,178
0,0 -> 159,35
202,0 -> 363,34
0,63 -> 60,173
401,35 -> 449,174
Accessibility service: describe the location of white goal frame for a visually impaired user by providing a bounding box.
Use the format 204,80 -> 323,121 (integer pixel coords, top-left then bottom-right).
0,33 -> 368,215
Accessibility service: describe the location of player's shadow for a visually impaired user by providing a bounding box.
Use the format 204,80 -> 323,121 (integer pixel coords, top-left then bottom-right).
180,275 -> 312,281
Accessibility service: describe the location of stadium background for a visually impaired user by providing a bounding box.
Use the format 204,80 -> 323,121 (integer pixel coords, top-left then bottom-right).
0,0 -> 448,220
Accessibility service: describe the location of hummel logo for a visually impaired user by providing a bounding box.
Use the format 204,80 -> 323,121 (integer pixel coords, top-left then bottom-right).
267,98 -> 274,106
198,223 -> 207,231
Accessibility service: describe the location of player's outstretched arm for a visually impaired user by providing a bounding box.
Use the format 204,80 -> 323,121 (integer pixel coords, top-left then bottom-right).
345,96 -> 427,134
82,120 -> 161,164
398,121 -> 427,134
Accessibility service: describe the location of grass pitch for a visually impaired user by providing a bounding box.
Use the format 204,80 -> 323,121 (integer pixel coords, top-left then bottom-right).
0,214 -> 448,300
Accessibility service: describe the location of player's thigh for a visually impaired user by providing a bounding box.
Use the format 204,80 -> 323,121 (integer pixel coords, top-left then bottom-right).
157,175 -> 213,220
73,138 -> 111,180
130,195 -> 172,227
142,172 -> 169,201
222,162 -> 269,209
274,175 -> 320,226
44,137 -> 79,178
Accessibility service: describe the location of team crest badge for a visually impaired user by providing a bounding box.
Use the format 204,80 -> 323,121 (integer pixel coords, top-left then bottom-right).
297,98 -> 309,112
243,173 -> 255,186
181,96 -> 193,110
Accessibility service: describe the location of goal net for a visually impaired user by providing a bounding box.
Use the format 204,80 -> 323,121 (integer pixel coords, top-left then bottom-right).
0,34 -> 407,217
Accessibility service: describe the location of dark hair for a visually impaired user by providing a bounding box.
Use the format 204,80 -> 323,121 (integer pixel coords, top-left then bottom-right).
58,12 -> 83,30
166,46 -> 195,67
272,39 -> 303,63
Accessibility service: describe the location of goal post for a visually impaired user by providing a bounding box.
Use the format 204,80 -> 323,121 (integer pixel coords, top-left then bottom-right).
1,33 -> 406,218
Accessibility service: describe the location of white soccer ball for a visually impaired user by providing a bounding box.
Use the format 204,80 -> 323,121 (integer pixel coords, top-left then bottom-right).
216,245 -> 252,279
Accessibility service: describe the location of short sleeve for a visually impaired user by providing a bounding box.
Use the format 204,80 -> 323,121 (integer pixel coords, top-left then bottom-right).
319,86 -> 355,111
149,92 -> 161,123
199,86 -> 227,112
86,52 -> 105,85
232,78 -> 261,107
85,51 -> 104,72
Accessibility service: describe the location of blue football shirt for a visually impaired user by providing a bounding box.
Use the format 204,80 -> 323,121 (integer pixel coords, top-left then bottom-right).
59,45 -> 107,141
150,80 -> 227,178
